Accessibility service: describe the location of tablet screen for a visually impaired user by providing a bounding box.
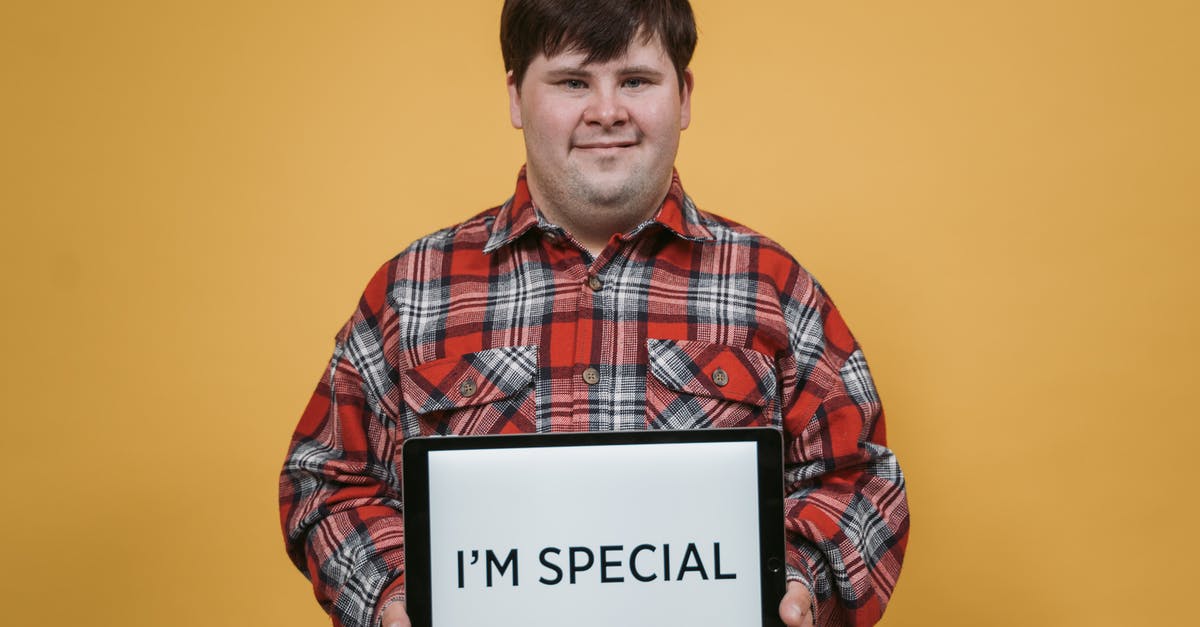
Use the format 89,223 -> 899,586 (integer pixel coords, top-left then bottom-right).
419,438 -> 773,626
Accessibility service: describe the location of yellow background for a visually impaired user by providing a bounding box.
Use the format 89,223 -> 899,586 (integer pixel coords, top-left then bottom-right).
2,1 -> 1197,625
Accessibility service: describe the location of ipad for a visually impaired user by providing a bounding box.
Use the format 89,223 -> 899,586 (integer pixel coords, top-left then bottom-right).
402,427 -> 786,627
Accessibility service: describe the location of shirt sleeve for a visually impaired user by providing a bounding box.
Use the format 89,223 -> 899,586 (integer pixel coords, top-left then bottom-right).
779,279 -> 910,626
279,263 -> 406,627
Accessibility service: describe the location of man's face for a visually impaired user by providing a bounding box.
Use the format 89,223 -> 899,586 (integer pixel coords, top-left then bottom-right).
508,34 -> 693,225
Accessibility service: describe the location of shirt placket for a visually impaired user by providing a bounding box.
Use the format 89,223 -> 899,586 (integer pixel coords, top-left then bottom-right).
549,240 -> 622,432
577,260 -> 608,431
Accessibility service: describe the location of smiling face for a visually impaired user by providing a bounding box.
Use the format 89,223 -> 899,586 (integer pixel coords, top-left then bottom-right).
508,33 -> 693,250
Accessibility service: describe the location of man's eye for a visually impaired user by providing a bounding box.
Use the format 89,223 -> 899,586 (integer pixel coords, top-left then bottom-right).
563,79 -> 587,89
623,78 -> 646,88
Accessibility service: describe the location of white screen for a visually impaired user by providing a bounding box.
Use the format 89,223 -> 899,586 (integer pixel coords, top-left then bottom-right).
426,441 -> 762,626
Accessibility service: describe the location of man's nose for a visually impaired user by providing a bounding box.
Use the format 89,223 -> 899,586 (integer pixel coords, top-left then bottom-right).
583,87 -> 629,128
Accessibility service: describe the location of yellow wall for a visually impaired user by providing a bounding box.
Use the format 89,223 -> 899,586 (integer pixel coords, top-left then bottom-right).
2,1 -> 1196,624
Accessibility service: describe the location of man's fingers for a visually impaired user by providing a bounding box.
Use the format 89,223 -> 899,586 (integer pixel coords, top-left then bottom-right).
380,602 -> 411,627
779,601 -> 806,625
778,581 -> 814,627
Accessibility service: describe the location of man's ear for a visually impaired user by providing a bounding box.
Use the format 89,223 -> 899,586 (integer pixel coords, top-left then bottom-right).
507,70 -> 523,129
680,68 -> 695,130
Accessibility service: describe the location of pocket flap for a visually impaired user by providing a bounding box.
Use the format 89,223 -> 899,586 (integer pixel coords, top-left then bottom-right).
647,339 -> 776,407
401,345 -> 538,415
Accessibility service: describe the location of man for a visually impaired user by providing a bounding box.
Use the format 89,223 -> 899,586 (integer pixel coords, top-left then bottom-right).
279,1 -> 909,626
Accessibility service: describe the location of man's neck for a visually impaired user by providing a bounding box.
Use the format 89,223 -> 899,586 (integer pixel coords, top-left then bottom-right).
526,177 -> 671,257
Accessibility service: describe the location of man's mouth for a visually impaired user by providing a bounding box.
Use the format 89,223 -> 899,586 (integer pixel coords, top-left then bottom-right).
574,141 -> 638,150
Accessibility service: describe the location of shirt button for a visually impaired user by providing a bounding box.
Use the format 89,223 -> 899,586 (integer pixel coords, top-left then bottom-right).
587,276 -> 603,291
459,378 -> 478,397
582,367 -> 600,385
712,368 -> 729,387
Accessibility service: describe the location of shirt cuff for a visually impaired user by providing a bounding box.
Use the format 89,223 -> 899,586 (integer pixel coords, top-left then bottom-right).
786,544 -> 819,623
373,575 -> 406,627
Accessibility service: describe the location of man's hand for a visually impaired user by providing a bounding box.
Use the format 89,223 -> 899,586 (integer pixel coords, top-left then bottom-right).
380,602 -> 410,627
779,581 -> 815,627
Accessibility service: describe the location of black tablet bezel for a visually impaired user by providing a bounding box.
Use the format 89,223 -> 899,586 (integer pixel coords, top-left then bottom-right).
401,427 -> 786,627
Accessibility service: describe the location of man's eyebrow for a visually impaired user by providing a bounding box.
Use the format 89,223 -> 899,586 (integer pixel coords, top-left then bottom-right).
543,66 -> 593,78
618,65 -> 666,77
542,65 -> 667,79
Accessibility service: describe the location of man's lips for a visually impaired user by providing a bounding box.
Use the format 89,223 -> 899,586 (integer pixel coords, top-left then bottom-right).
574,141 -> 637,149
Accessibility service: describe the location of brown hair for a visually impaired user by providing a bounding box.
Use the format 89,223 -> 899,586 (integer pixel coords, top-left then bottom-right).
501,0 -> 697,90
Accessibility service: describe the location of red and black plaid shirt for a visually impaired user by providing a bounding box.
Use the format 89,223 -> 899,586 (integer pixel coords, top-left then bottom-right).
280,169 -> 909,627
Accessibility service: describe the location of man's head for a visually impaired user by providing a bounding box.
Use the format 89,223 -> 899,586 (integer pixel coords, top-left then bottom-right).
500,0 -> 698,253
501,0 -> 697,92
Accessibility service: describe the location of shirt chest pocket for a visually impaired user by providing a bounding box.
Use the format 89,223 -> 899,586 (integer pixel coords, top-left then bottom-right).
646,339 -> 779,430
400,345 -> 538,435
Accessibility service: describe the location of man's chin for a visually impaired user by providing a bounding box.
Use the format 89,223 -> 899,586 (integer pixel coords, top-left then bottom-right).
562,165 -> 665,210
573,178 -> 638,207
579,190 -> 629,208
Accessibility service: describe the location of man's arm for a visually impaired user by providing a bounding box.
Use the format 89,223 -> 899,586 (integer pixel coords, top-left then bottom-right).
279,265 -> 407,627
779,281 -> 910,626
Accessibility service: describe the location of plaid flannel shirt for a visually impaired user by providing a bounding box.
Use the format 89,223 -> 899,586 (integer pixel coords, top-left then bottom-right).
279,169 -> 909,626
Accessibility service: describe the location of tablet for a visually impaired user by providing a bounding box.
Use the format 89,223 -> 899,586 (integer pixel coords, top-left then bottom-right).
402,427 -> 786,627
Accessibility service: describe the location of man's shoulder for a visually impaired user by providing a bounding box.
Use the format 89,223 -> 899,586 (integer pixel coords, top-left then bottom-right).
368,203 -> 509,283
348,204 -> 504,313
693,206 -> 775,243
690,203 -> 815,282
396,204 -> 504,256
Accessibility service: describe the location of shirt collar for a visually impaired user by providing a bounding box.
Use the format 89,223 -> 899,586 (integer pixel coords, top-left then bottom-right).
484,167 -> 714,254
